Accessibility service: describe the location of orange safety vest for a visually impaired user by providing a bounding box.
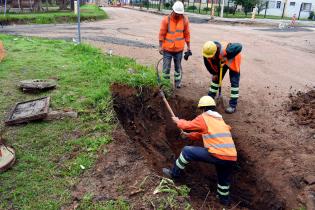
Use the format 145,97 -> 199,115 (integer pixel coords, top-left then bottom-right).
202,113 -> 237,161
0,41 -> 5,62
162,16 -> 186,52
207,41 -> 241,73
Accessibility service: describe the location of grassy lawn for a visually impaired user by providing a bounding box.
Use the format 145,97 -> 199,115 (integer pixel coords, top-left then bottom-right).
0,34 -> 157,209
0,5 -> 108,24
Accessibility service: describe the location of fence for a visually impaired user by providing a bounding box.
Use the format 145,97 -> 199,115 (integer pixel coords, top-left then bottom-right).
124,0 -> 314,20
0,0 -> 88,14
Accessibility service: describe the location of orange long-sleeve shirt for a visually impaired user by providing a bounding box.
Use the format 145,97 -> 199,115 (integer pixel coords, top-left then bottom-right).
159,15 -> 190,52
176,114 -> 208,141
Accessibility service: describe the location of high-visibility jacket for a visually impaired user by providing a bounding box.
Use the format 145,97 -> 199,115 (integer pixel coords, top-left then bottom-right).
201,113 -> 237,161
0,41 -> 5,62
207,41 -> 242,73
159,15 -> 190,52
176,110 -> 237,161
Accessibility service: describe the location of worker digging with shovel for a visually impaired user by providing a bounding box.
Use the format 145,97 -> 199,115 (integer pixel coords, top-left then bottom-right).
162,96 -> 237,206
202,41 -> 242,114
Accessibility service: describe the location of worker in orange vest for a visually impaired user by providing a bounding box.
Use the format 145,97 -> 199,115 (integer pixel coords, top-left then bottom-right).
0,41 -> 5,62
159,1 -> 191,88
163,96 -> 237,205
202,41 -> 242,114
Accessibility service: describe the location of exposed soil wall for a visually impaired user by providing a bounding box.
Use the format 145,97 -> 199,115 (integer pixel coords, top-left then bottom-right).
108,84 -> 286,209
68,84 -> 314,209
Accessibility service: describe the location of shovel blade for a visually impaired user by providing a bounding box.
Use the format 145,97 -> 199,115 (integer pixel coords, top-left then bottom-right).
216,96 -> 225,110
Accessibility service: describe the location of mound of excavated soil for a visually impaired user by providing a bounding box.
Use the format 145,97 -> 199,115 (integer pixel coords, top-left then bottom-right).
66,84 -> 291,210
289,89 -> 315,129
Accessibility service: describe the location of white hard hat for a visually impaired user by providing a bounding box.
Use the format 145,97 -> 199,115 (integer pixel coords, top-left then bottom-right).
172,1 -> 184,14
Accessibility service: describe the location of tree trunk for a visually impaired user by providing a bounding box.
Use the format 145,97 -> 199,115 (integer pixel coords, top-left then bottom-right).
33,0 -> 42,11
70,0 -> 74,10
59,0 -> 68,10
18,0 -> 21,10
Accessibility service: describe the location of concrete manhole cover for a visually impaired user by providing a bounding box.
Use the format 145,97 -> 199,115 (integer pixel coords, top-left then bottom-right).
19,79 -> 57,92
0,145 -> 16,172
5,97 -> 50,125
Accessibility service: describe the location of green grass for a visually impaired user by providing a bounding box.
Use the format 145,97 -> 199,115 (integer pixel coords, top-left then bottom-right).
222,12 -> 293,20
0,34 -> 158,209
0,5 -> 108,24
77,194 -> 130,210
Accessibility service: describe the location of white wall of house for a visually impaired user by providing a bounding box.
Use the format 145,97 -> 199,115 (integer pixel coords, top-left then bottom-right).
261,0 -> 315,18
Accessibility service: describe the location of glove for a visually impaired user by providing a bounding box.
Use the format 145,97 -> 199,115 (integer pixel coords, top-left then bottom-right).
180,131 -> 189,139
184,50 -> 192,61
159,47 -> 164,55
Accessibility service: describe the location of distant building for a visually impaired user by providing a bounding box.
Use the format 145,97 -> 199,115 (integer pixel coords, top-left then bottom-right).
260,0 -> 315,18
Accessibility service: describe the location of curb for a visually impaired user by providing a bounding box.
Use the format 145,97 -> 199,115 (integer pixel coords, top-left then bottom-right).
121,6 -> 314,27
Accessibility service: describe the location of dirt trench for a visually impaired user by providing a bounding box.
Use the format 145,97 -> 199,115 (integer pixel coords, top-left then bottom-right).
107,84 -> 286,209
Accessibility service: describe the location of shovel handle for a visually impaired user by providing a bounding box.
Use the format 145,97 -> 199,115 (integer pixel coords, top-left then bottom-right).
219,63 -> 224,87
159,90 -> 184,133
159,90 -> 175,117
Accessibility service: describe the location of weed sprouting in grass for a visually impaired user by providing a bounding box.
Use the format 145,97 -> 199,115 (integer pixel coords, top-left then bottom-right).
154,178 -> 192,210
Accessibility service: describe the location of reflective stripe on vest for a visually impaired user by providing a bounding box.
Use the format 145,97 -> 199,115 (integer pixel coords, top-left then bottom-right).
202,113 -> 237,159
163,16 -> 186,50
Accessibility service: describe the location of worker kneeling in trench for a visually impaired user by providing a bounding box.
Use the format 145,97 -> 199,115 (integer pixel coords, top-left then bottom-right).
163,96 -> 237,206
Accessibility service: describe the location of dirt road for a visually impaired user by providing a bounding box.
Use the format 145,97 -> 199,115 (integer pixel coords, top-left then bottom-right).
2,7 -> 315,209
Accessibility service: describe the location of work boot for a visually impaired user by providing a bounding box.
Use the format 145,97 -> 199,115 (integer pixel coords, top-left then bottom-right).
216,195 -> 231,206
225,106 -> 236,114
162,168 -> 174,178
175,81 -> 181,89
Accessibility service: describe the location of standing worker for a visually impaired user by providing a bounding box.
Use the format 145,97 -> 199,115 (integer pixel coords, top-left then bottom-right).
163,96 -> 237,205
202,41 -> 242,113
159,1 -> 191,88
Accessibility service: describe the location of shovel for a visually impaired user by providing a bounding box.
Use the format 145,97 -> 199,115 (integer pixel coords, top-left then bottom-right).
155,58 -> 184,135
216,62 -> 225,109
155,58 -> 177,118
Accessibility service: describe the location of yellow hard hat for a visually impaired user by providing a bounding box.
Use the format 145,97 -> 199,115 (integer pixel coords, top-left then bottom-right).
202,41 -> 217,58
198,96 -> 216,108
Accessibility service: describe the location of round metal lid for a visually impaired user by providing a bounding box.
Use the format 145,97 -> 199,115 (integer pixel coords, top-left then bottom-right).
0,145 -> 16,172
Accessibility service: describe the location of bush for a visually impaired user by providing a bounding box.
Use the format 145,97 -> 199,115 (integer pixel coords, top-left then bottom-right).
215,6 -> 235,14
203,7 -> 210,12
143,0 -> 149,7
309,11 -> 314,20
225,6 -> 236,14
164,2 -> 171,9
187,5 -> 197,11
215,6 -> 219,12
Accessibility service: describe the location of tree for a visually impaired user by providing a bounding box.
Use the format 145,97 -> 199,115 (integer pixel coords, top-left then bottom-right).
233,0 -> 261,16
58,0 -> 68,10
256,0 -> 266,15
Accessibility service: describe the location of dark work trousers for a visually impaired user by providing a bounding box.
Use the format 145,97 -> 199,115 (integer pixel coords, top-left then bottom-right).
172,146 -> 235,202
204,57 -> 240,108
163,51 -> 183,86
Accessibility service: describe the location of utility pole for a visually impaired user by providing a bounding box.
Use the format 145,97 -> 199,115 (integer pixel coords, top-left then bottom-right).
4,0 -> 6,16
220,0 -> 224,17
264,1 -> 268,18
77,0 -> 81,44
282,0 -> 288,18
298,3 -> 303,20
